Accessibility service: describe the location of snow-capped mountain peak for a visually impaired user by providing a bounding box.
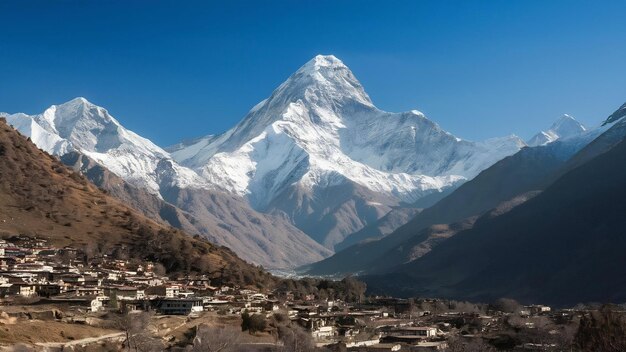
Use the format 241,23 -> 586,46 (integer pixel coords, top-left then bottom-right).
169,55 -> 376,167
550,114 -> 586,136
307,54 -> 345,69
4,98 -> 206,195
3,55 -> 528,250
35,97 -> 126,153
255,54 -> 374,121
527,114 -> 586,147
292,54 -> 373,107
168,54 -> 526,247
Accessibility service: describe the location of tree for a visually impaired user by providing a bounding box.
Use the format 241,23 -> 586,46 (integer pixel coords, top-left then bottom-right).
452,300 -> 485,314
554,322 -> 578,351
491,298 -> 522,314
109,291 -> 119,310
241,311 -> 266,334
82,241 -> 101,263
152,262 -> 166,277
248,314 -> 267,334
241,310 -> 251,332
340,276 -> 366,303
276,324 -> 317,352
114,311 -> 163,352
576,305 -> 626,352
187,324 -> 241,352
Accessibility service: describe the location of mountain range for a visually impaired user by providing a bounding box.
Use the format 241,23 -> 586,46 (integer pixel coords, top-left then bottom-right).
167,55 -> 526,248
1,98 -> 330,269
1,54 -> 531,266
303,127 -> 601,276
0,116 -> 271,288
2,53 -> 623,306
307,101 -> 626,306
363,115 -> 626,306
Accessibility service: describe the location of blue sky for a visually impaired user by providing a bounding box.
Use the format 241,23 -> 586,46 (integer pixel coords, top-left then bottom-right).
1,0 -> 626,146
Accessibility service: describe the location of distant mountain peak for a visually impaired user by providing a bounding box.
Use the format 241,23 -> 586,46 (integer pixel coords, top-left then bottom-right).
550,114 -> 585,132
278,54 -> 373,109
306,54 -> 346,70
3,98 -> 180,194
554,113 -> 575,125
51,97 -> 106,121
35,98 -> 125,153
527,114 -> 586,147
64,96 -> 91,105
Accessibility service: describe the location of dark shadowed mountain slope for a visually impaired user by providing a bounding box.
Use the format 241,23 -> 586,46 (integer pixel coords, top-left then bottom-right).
554,113 -> 626,178
304,136 -> 589,276
366,191 -> 541,275
333,186 -> 456,252
603,102 -> 626,125
334,207 -> 421,252
366,135 -> 626,307
0,118 -> 273,287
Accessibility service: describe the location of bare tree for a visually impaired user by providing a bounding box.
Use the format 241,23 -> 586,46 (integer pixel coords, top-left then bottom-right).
187,324 -> 241,352
152,262 -> 166,277
275,324 -> 317,352
452,301 -> 485,314
491,298 -> 522,314
114,311 -> 163,352
554,322 -> 578,351
576,305 -> 626,352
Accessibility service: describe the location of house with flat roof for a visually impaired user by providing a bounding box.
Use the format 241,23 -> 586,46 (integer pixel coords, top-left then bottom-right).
153,298 -> 204,315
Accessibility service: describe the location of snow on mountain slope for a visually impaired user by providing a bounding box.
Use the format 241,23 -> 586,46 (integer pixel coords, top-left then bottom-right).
171,55 -> 524,206
3,98 -> 207,194
1,55 -> 528,255
168,55 -> 525,247
2,98 -> 331,268
2,112 -> 71,155
527,114 -> 586,147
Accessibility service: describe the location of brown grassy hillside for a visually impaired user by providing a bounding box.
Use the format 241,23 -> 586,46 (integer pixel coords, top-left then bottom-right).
0,118 -> 272,287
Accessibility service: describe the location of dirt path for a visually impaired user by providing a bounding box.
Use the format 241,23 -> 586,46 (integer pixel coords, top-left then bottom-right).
35,332 -> 125,348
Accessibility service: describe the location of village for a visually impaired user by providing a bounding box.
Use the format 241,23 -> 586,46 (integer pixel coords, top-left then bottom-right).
0,235 -> 586,351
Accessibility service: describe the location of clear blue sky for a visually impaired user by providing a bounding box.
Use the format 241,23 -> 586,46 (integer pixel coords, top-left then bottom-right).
1,0 -> 626,146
